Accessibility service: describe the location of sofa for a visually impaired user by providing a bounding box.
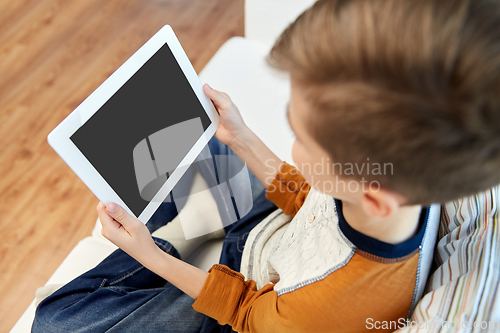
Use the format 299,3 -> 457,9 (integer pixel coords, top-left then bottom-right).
12,0 -> 500,332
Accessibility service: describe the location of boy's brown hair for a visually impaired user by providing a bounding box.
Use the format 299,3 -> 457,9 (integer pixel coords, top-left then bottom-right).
268,0 -> 500,205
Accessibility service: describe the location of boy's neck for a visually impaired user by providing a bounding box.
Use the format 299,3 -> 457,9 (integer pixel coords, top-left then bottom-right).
341,200 -> 423,245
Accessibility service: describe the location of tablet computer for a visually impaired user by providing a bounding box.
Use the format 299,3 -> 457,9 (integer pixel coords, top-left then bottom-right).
48,25 -> 219,224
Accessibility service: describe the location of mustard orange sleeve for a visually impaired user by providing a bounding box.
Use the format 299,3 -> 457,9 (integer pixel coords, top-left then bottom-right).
191,252 -> 420,333
265,161 -> 311,217
191,264 -> 295,333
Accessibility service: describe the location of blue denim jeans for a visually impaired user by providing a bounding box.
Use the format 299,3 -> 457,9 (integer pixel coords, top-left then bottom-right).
32,137 -> 278,332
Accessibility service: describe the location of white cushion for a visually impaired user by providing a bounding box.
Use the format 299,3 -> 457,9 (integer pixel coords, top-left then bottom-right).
245,0 -> 316,48
199,36 -> 294,164
407,204 -> 441,317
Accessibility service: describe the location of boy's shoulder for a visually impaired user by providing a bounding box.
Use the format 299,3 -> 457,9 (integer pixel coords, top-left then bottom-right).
268,188 -> 432,294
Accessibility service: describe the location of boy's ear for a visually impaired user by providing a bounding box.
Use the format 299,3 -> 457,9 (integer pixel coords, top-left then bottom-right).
360,186 -> 406,218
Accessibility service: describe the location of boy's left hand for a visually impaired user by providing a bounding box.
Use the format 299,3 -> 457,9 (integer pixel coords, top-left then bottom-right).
96,201 -> 158,263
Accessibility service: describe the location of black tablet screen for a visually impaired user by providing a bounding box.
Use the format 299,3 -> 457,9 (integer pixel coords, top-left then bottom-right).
70,43 -> 212,217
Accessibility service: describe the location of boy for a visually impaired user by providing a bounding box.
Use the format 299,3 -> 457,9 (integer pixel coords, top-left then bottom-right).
33,0 -> 500,332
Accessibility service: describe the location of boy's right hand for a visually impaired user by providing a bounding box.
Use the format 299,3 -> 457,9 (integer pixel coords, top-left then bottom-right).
203,84 -> 283,189
203,83 -> 248,148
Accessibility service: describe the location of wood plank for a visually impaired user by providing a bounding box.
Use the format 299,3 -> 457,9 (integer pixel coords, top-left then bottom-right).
0,0 -> 244,330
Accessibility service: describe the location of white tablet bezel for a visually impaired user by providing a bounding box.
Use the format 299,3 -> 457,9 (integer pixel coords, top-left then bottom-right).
47,25 -> 219,223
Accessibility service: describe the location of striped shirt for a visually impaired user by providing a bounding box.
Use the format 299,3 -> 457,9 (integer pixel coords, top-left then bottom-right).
396,185 -> 500,332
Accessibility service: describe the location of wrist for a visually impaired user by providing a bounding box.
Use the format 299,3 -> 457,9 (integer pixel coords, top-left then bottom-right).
228,126 -> 255,155
137,239 -> 165,269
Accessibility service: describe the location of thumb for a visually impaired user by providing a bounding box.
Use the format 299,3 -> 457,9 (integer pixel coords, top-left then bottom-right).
203,83 -> 231,110
106,203 -> 135,228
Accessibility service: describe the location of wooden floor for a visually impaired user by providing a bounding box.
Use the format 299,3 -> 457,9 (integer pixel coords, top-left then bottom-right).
0,0 -> 243,330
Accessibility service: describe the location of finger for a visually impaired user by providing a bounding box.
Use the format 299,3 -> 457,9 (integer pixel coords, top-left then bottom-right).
96,202 -> 124,243
203,83 -> 231,110
105,202 -> 137,230
96,202 -> 121,231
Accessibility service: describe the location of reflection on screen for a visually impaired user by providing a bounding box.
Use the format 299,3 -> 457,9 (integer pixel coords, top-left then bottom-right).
133,117 -> 204,201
